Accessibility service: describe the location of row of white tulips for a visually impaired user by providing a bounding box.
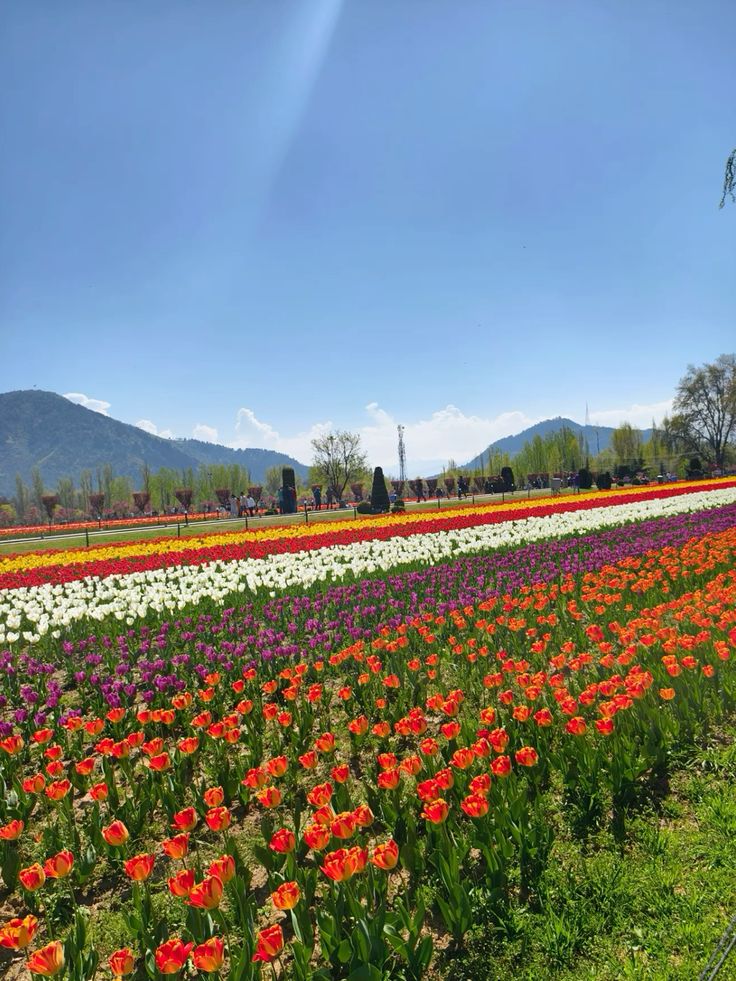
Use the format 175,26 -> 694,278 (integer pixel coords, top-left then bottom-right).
2,485 -> 736,647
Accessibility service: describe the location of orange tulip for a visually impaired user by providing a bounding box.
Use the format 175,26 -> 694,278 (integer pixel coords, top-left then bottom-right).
172,807 -> 198,832
43,850 -> 74,879
0,914 -> 38,949
188,875 -> 223,909
315,732 -> 335,754
124,853 -> 155,882
329,810 -> 354,839
109,948 -> 135,977
307,782 -> 333,807
422,799 -> 449,824
27,940 -> 65,976
162,833 -> 190,860
659,688 -> 676,700
271,880 -> 301,910
89,782 -> 109,801
595,718 -> 615,735
352,804 -> 374,828
321,848 -> 355,882
515,746 -> 539,767
303,822 -> 331,851
255,786 -> 281,808
19,863 -> 46,891
269,828 -> 295,853
461,793 -> 489,818
377,768 -> 400,790
266,756 -> 288,778
203,786 -> 224,807
155,938 -> 193,974
102,820 -> 129,847
491,755 -> 512,778
45,779 -> 71,801
192,936 -> 224,973
168,868 -> 196,897
74,757 -> 96,777
0,818 -> 24,840
147,753 -> 171,772
208,854 -> 235,884
252,924 -> 284,963
177,736 -> 199,754
331,763 -> 350,784
23,774 -> 46,794
205,807 -> 231,832
565,717 -> 587,736
370,839 -> 399,870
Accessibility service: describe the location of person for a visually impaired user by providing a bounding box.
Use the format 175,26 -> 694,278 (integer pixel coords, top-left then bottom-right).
246,494 -> 256,516
277,487 -> 284,514
229,495 -> 238,518
326,487 -> 334,508
313,486 -> 322,510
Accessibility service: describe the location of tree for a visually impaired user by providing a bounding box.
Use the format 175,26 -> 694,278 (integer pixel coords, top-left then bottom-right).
311,431 -> 368,503
668,354 -> 736,469
611,423 -> 644,473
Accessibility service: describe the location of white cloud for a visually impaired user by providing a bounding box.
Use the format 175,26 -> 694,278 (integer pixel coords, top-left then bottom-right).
229,403 -> 538,473
135,419 -> 174,439
192,423 -> 218,443
64,392 -> 110,415
232,407 -> 332,459
588,399 -> 673,429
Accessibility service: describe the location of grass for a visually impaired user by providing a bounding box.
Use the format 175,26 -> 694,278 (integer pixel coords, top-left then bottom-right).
443,726 -> 736,980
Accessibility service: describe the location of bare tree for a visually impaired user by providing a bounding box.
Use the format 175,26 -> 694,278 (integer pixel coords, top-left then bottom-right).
311,432 -> 368,502
721,148 -> 735,208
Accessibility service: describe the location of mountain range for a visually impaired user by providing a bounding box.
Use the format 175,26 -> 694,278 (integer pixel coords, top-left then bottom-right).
0,391 -> 308,497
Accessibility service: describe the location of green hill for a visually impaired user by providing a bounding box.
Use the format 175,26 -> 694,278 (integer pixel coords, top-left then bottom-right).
0,390 -> 308,495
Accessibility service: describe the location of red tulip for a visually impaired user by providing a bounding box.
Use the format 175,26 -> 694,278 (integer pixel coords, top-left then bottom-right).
252,924 -> 284,963
155,938 -> 193,974
193,936 -> 224,973
27,940 -> 65,976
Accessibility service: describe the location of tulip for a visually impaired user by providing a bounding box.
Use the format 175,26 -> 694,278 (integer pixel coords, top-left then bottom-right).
303,822 -> 331,851
155,938 -> 193,974
515,746 -> 539,767
203,786 -> 224,807
19,864 -> 46,891
109,948 -> 135,977
565,717 -> 587,736
172,807 -> 198,832
208,854 -> 235,884
461,793 -> 489,818
422,799 -> 449,824
89,781 -> 109,801
161,833 -> 189,860
255,786 -> 281,808
188,875 -> 223,909
147,752 -> 171,772
491,755 -> 512,778
205,807 -> 231,832
269,828 -> 296,853
330,812 -> 355,840
0,819 -> 24,840
23,774 -> 46,794
0,914 -> 38,949
252,924 -> 284,963
266,756 -> 288,777
307,782 -> 333,807
123,853 -> 155,882
43,850 -> 74,879
45,779 -> 71,801
193,936 -> 224,973
27,940 -> 65,976
271,880 -> 301,909
102,820 -> 129,847
370,839 -> 399,870
168,868 -> 196,897
352,804 -> 374,828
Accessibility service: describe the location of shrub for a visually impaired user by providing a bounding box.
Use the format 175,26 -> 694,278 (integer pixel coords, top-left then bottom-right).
596,472 -> 613,490
578,467 -> 593,490
281,468 -> 297,514
391,499 -> 405,513
356,501 -> 373,515
501,467 -> 515,492
369,467 -> 390,512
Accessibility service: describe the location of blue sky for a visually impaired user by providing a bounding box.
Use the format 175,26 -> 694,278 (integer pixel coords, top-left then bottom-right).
1,0 -> 734,473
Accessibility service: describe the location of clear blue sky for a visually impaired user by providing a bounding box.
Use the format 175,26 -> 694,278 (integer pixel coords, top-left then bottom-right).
1,0 -> 734,471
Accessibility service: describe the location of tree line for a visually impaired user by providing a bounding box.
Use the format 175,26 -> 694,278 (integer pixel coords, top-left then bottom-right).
1,354 -> 733,527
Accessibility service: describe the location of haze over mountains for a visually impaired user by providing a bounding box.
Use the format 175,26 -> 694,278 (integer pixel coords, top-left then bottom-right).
0,391 -> 308,497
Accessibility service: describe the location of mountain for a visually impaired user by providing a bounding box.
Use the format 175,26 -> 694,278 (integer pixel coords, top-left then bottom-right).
463,416 -> 654,470
0,390 -> 308,496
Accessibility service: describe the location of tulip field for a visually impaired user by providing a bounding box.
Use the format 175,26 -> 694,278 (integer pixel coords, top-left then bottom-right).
1,480 -> 736,980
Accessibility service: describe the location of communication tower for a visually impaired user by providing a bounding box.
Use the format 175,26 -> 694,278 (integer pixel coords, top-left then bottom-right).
397,425 -> 407,486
